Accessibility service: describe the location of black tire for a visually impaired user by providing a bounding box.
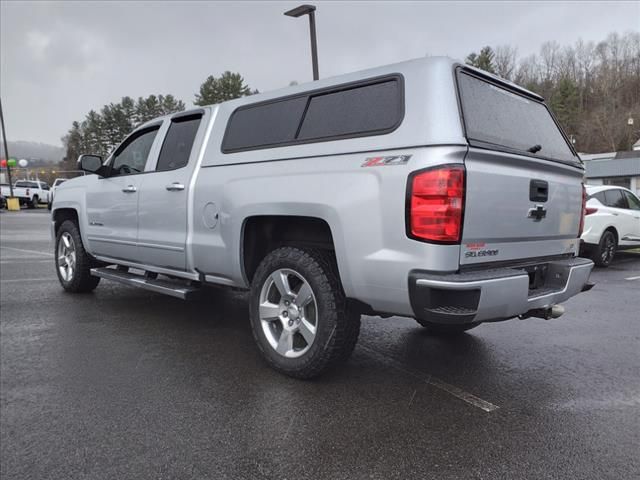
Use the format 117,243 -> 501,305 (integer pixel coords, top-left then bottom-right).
414,319 -> 479,336
29,195 -> 39,209
55,220 -> 101,293
591,230 -> 617,267
249,247 -> 361,379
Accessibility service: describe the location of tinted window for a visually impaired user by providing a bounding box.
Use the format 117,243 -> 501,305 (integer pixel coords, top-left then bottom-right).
590,192 -> 607,204
16,181 -> 37,188
623,191 -> 640,210
297,80 -> 402,140
457,71 -> 577,163
603,189 -> 627,208
222,76 -> 403,152
223,97 -> 307,152
156,116 -> 202,171
111,128 -> 159,176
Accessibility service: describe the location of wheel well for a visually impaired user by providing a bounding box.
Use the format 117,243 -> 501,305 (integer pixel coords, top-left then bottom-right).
242,216 -> 335,284
604,226 -> 618,243
53,208 -> 79,235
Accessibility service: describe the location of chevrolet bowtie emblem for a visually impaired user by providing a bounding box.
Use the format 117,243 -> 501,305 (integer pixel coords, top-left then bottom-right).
528,205 -> 547,221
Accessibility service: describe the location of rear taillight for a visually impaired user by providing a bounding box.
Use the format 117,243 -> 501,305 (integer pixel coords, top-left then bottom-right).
585,207 -> 598,215
578,184 -> 587,237
407,165 -> 465,243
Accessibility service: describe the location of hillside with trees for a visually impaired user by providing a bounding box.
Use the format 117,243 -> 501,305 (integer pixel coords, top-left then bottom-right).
465,32 -> 640,153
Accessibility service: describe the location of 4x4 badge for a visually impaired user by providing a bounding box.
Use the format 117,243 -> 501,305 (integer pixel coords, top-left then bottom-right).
528,205 -> 547,221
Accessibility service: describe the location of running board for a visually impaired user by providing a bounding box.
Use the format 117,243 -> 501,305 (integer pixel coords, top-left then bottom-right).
91,267 -> 201,300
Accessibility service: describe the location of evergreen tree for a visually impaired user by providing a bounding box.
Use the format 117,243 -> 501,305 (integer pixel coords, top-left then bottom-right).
158,94 -> 185,116
550,77 -> 579,133
61,93 -> 186,164
194,71 -> 254,105
61,121 -> 84,170
466,46 -> 496,74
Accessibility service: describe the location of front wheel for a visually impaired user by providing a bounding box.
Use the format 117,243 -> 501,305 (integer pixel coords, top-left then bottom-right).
591,230 -> 617,267
55,220 -> 100,293
249,247 -> 360,379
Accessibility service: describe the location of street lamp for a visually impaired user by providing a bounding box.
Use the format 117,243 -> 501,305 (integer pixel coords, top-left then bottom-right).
284,4 -> 319,81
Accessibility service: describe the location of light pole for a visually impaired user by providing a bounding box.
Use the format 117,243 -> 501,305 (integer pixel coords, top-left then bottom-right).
284,4 -> 319,81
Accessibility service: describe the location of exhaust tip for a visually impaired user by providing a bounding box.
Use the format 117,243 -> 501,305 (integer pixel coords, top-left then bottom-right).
549,304 -> 565,319
519,304 -> 565,320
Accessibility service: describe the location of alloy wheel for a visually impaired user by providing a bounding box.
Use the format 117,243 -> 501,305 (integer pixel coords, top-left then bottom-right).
57,232 -> 76,282
258,268 -> 318,358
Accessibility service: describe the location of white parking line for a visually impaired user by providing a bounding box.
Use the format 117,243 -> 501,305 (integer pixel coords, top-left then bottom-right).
0,246 -> 53,257
359,344 -> 500,413
0,259 -> 53,264
0,278 -> 57,283
625,275 -> 640,281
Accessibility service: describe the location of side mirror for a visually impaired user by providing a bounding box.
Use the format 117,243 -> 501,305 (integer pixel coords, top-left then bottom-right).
78,154 -> 104,174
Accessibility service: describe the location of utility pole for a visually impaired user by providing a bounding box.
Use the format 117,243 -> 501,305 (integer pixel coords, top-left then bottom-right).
0,98 -> 14,197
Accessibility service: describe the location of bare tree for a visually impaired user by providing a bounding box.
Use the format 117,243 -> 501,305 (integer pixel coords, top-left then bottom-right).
494,45 -> 518,80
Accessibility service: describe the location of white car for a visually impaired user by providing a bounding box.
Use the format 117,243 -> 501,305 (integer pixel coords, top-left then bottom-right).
581,186 -> 640,266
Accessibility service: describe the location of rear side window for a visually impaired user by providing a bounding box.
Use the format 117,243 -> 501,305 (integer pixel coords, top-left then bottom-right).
222,76 -> 403,152
222,97 -> 307,152
457,71 -> 577,163
156,115 -> 202,171
297,80 -> 401,140
590,191 -> 607,204
623,191 -> 640,210
603,189 -> 627,208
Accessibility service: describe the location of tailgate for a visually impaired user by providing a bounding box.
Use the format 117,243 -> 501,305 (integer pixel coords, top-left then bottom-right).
461,148 -> 583,265
456,67 -> 584,266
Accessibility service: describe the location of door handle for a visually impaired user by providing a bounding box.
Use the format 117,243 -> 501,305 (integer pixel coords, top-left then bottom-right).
122,185 -> 137,193
165,182 -> 185,192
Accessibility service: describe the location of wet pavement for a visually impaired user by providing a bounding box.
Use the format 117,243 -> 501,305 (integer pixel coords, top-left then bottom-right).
1,210 -> 639,479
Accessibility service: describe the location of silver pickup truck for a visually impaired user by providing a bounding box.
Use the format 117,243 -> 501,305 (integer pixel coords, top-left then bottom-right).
52,57 -> 594,378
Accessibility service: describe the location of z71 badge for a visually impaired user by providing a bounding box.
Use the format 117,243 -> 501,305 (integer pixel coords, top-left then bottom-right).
361,155 -> 412,167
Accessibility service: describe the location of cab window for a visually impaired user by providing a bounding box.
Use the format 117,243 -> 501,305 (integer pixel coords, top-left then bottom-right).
156,115 -> 202,172
110,127 -> 159,176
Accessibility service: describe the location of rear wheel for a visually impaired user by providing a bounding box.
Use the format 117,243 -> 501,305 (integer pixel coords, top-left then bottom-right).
591,230 -> 616,267
29,195 -> 39,209
414,319 -> 479,335
55,220 -> 100,293
249,247 -> 360,379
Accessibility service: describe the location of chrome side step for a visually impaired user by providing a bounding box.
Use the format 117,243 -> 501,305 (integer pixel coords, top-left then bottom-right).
91,267 -> 201,300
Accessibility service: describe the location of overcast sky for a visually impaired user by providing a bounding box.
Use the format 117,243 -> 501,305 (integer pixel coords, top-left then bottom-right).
1,0 -> 638,146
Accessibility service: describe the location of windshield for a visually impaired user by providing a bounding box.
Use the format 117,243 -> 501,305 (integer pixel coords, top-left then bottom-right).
457,70 -> 577,163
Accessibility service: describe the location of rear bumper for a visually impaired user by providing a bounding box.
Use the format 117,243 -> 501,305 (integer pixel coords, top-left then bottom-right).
408,257 -> 594,324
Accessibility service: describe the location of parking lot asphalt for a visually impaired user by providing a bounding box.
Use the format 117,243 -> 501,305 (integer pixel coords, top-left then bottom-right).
1,209 -> 639,480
